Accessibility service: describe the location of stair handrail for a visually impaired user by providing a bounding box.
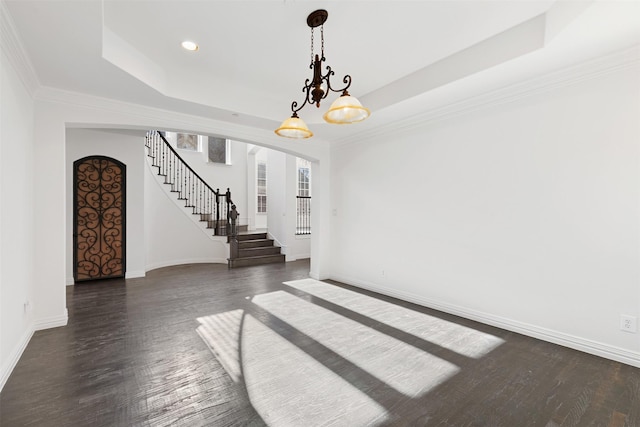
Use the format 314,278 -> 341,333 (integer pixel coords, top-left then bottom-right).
145,130 -> 234,235
149,131 -> 222,198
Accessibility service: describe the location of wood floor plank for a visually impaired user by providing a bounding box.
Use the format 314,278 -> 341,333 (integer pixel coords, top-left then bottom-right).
2,260 -> 640,426
607,411 -> 627,427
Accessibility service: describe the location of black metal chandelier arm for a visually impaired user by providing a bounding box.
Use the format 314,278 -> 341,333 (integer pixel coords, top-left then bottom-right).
290,83 -> 314,115
290,99 -> 306,115
325,71 -> 352,95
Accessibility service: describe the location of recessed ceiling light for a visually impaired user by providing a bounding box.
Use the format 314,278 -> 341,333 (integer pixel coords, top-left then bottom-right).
181,41 -> 199,52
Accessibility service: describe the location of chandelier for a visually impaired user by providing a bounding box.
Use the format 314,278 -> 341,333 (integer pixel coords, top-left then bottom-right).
275,9 -> 370,139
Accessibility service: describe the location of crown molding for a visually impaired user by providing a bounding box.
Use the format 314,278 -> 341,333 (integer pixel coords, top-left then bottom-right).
0,0 -> 40,96
333,44 -> 640,150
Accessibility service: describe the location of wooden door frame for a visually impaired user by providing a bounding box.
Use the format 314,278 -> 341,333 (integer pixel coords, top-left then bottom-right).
73,155 -> 127,282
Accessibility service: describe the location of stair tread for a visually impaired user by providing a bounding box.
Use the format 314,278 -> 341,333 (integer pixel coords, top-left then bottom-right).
240,246 -> 279,251
235,254 -> 284,259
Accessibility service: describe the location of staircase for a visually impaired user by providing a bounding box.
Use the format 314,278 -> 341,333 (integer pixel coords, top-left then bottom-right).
228,231 -> 285,268
145,130 -> 284,268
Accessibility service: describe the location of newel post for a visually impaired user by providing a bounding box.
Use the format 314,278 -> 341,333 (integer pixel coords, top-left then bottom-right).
229,204 -> 239,260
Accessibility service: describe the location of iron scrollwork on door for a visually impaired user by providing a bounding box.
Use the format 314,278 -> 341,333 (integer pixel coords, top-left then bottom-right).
73,156 -> 126,281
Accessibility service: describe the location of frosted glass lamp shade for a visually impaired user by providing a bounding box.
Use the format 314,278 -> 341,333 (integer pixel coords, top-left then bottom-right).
275,116 -> 313,139
323,94 -> 370,124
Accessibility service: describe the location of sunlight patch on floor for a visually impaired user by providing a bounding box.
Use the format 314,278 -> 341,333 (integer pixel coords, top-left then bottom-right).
252,290 -> 460,397
284,278 -> 504,359
196,279 -> 507,426
197,309 -> 391,426
196,309 -> 244,383
241,314 -> 390,427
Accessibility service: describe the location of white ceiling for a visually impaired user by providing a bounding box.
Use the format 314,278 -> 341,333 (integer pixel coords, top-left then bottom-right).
5,0 -> 640,141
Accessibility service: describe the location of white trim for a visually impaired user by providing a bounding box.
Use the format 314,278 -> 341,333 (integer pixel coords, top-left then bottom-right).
287,253 -> 310,261
309,269 -> 327,281
34,309 -> 68,331
333,45 -> 640,149
125,270 -> 145,279
66,276 -> 74,286
330,274 -> 640,368
145,257 -> 228,272
0,322 -> 34,392
0,0 -> 40,96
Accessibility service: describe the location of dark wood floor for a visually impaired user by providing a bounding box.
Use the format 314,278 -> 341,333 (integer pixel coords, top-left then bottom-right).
1,260 -> 639,426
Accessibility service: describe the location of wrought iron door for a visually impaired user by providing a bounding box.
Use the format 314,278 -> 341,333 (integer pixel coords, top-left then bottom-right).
73,156 -> 126,282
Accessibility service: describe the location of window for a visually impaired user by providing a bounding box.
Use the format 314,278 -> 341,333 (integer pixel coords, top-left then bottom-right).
296,158 -> 311,235
176,133 -> 199,151
298,166 -> 310,197
257,162 -> 267,213
208,137 -> 231,165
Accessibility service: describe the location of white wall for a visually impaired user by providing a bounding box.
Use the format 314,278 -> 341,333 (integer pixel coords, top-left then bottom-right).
65,129 -> 146,283
266,150 -> 311,261
288,156 -> 311,260
267,150 -> 287,249
0,44 -> 36,389
144,154 -> 229,269
330,64 -> 640,365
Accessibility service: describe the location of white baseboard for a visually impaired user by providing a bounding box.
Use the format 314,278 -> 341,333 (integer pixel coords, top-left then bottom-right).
330,274 -> 640,368
125,270 -> 146,279
66,276 -> 74,286
34,309 -> 69,331
0,323 -> 35,392
1,310 -> 69,392
145,258 -> 228,272
287,253 -> 310,262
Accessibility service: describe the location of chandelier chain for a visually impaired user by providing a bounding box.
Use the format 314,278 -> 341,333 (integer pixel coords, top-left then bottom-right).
320,24 -> 325,60
310,27 -> 314,66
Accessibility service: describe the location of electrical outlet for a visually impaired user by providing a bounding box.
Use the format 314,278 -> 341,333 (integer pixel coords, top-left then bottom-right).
620,315 -> 637,333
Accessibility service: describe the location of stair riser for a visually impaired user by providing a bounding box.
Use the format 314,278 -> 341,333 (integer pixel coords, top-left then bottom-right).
238,240 -> 274,249
206,222 -> 248,232
238,247 -> 281,257
236,233 -> 267,241
228,254 -> 285,268
227,232 -> 267,242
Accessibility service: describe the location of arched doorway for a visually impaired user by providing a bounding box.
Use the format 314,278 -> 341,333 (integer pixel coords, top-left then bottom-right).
73,156 -> 126,282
